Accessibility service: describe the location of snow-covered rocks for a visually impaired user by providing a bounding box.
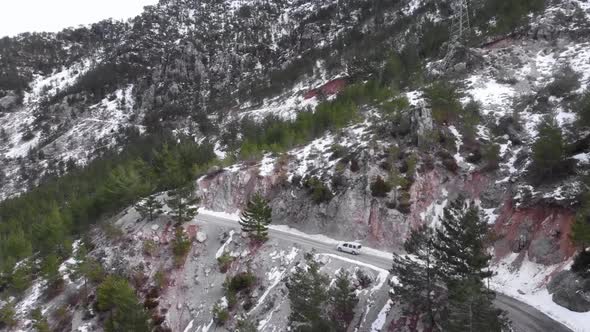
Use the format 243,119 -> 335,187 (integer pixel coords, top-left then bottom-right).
196,231 -> 207,243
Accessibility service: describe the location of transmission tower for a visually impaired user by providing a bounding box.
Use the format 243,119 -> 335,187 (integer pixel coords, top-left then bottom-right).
450,0 -> 471,43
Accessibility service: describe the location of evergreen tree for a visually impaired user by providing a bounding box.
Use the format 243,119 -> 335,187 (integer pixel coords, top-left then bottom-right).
97,276 -> 150,332
328,270 -> 358,331
166,185 -> 199,224
446,279 -> 505,332
154,143 -> 184,188
135,195 -> 163,221
287,253 -> 333,332
30,308 -> 50,332
571,205 -> 590,248
571,200 -> 590,276
10,265 -> 31,294
171,227 -> 191,266
0,302 -> 17,329
370,176 -> 391,197
433,196 -> 505,332
531,116 -> 565,180
577,91 -> 590,128
32,204 -> 72,257
434,198 -> 492,282
72,243 -> 105,297
239,193 -> 272,241
99,160 -> 152,209
3,226 -> 32,268
236,318 -> 257,332
425,82 -> 463,125
391,224 -> 442,330
40,254 -> 60,282
74,244 -> 91,297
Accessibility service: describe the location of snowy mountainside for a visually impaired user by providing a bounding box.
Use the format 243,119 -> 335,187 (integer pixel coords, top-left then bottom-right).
2,0 -> 590,331
196,0 -> 590,329
0,0 -> 420,199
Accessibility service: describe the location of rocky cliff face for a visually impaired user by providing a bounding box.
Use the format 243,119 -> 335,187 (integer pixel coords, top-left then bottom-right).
191,0 -> 590,321
3,0 -> 590,330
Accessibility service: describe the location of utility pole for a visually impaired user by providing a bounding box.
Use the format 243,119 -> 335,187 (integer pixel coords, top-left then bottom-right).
450,0 -> 471,43
441,0 -> 472,70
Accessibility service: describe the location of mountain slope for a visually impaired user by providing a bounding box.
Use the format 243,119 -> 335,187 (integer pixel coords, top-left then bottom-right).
1,0 -> 590,331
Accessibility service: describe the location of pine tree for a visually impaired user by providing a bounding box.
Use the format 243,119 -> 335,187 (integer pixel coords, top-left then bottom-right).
97,276 -> 150,332
239,193 -> 272,241
433,196 -> 505,332
31,308 -> 50,332
32,204 -> 71,256
571,207 -> 590,249
135,195 -> 163,221
3,226 -> 32,266
391,224 -> 442,330
171,227 -> 191,266
72,243 -> 105,298
41,254 -> 60,282
328,270 -> 358,331
287,253 -> 333,332
0,302 -> 17,328
10,264 -> 32,293
571,203 -> 590,276
370,176 -> 392,197
166,185 -> 199,224
154,143 -> 184,188
531,116 -> 565,180
236,318 -> 257,332
446,279 -> 505,332
99,160 -> 152,209
577,91 -> 590,127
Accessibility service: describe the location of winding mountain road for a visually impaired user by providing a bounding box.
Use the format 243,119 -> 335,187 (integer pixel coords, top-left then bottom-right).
196,212 -> 573,332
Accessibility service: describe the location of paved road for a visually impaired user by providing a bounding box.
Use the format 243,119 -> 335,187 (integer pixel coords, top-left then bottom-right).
196,212 -> 573,332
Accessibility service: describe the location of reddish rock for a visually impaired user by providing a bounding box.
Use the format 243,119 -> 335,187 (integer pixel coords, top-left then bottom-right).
493,199 -> 576,265
481,36 -> 515,49
320,78 -> 347,95
367,201 -> 384,245
304,89 -> 319,99
303,78 -> 348,100
186,225 -> 197,240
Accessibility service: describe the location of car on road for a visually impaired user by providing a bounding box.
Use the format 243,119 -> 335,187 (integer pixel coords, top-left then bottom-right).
337,242 -> 362,255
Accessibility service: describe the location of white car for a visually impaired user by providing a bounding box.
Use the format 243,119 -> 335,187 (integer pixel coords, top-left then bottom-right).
337,242 -> 362,255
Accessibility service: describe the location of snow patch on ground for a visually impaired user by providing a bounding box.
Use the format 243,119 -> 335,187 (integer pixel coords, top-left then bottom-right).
286,120 -> 372,181
215,230 -> 235,259
250,247 -> 300,313
463,75 -> 515,117
402,0 -> 422,16
213,141 -> 226,159
197,319 -> 214,332
448,125 -> 472,170
59,239 -> 82,284
237,72 -> 347,121
406,90 -> 425,107
258,154 -> 277,177
54,85 -> 141,165
318,253 -> 389,293
371,299 -> 393,332
3,59 -> 91,159
491,253 -> 589,332
183,319 -> 194,332
15,280 -> 47,327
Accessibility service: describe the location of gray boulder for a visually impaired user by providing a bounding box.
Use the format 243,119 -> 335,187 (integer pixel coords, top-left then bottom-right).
547,270 -> 590,312
0,93 -> 19,111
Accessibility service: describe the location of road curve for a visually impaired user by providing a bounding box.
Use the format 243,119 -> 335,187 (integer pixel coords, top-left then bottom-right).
196,212 -> 573,332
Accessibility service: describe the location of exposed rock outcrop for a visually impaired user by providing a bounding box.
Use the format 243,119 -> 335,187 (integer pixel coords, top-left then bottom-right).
493,200 -> 576,265
548,270 -> 590,312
